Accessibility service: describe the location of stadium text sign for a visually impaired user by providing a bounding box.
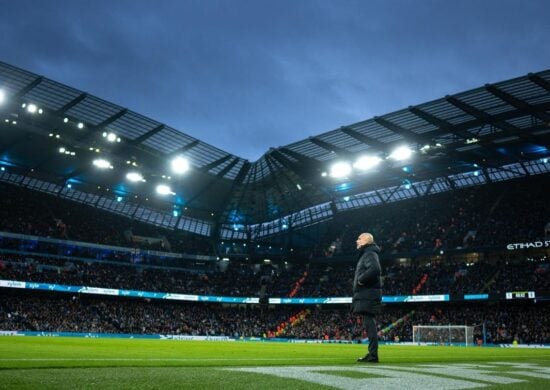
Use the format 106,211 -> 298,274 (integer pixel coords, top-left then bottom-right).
506,240 -> 550,250
228,362 -> 550,389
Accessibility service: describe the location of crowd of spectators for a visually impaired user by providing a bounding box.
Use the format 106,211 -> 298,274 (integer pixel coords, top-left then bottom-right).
1,291 -> 548,344
0,182 -> 212,255
1,252 -> 548,298
0,291 -> 288,337
3,175 -> 549,263
317,175 -> 550,257
281,303 -> 550,345
1,159 -> 548,345
0,254 -> 262,297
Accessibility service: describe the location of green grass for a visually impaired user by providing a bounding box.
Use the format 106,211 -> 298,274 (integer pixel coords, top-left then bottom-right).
0,337 -> 549,389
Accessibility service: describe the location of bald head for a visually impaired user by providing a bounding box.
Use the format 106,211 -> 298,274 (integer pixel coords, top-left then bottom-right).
356,233 -> 374,249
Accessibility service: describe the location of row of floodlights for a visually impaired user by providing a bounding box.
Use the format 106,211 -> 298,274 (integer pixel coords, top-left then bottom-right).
18,97 -> 176,195
22,102 -> 86,129
87,156 -> 191,196
325,146 -> 414,178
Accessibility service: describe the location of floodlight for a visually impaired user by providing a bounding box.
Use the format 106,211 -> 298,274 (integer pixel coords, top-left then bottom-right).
27,104 -> 37,114
353,155 -> 382,171
93,159 -> 112,169
126,172 -> 144,182
77,122 -> 84,129
103,132 -> 118,142
329,161 -> 352,178
59,147 -> 66,153
171,156 -> 190,174
389,146 -> 412,160
156,184 -> 173,195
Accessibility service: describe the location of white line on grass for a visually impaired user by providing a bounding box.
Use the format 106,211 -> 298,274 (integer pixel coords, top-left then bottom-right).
0,357 -> 344,362
1,356 -> 549,362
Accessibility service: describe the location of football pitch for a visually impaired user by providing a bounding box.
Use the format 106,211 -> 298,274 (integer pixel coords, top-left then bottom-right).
0,337 -> 549,389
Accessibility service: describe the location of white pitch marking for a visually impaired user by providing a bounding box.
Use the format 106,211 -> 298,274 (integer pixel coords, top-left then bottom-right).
226,366 -> 487,390
385,364 -> 524,384
0,357 -> 345,362
486,362 -> 550,379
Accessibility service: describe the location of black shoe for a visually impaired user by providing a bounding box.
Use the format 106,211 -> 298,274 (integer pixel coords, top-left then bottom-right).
357,354 -> 379,363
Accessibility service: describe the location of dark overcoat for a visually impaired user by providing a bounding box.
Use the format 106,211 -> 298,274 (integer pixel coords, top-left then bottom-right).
352,243 -> 382,314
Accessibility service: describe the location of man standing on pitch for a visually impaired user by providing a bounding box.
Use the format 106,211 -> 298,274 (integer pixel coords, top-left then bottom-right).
352,232 -> 382,363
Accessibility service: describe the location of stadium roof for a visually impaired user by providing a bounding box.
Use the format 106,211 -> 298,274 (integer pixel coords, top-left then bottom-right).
1,61 -> 549,239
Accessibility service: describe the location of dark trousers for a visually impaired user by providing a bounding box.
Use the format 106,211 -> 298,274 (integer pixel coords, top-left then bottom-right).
363,313 -> 378,357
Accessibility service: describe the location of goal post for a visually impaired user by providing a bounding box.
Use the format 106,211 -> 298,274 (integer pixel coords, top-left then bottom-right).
413,325 -> 475,346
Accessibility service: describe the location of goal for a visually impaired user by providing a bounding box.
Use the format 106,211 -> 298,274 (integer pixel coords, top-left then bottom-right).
412,325 -> 474,346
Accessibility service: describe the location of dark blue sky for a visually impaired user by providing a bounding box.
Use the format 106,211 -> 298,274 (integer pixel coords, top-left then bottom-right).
1,0 -> 549,160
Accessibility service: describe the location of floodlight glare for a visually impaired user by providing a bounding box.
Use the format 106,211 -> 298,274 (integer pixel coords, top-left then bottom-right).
156,184 -> 173,195
0,89 -> 5,104
126,172 -> 144,182
59,147 -> 66,154
353,155 -> 382,171
389,146 -> 412,160
329,161 -> 352,178
93,158 -> 111,169
103,132 -> 118,142
27,104 -> 37,114
171,156 -> 190,174
77,122 -> 84,129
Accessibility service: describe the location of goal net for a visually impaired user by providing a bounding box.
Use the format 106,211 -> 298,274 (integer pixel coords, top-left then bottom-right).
413,325 -> 474,346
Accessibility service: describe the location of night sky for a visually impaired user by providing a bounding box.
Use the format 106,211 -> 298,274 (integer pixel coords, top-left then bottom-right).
1,0 -> 548,161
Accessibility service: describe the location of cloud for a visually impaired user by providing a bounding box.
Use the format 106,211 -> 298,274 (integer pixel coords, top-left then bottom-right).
1,0 -> 549,160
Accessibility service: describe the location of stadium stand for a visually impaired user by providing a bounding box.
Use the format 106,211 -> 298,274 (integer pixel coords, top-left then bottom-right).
1,290 -> 548,344
1,62 -> 549,346
0,181 -> 212,255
